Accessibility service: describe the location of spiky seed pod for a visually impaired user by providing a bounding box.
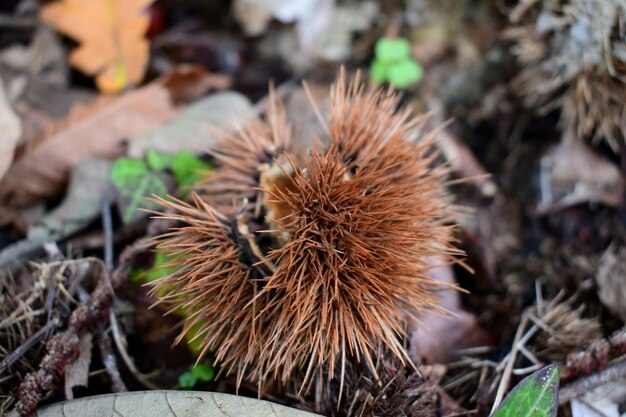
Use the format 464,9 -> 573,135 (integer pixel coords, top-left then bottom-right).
509,0 -> 626,149
322,358 -> 439,417
151,73 -> 458,390
150,193 -> 282,383
195,95 -> 292,217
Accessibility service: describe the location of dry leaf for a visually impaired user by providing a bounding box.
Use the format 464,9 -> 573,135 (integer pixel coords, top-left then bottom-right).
571,379 -> 626,417
0,159 -> 114,268
161,64 -> 233,104
0,82 -> 176,208
410,258 -> 492,364
127,91 -> 253,157
0,78 -> 22,182
41,0 -> 154,93
64,333 -> 93,400
27,159 -> 114,242
16,391 -> 321,417
537,140 -> 624,215
597,244 -> 626,322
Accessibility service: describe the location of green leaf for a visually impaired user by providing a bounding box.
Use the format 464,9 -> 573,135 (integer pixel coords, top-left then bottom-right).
179,364 -> 215,389
491,365 -> 559,417
110,157 -> 168,223
388,59 -> 423,88
370,60 -> 388,84
190,364 -> 215,382
375,37 -> 411,63
171,150 -> 212,189
110,158 -> 149,185
178,371 -> 198,389
146,149 -> 174,171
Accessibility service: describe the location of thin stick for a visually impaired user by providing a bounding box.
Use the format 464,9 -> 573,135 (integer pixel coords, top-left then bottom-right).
0,318 -> 58,375
109,310 -> 161,390
490,314 -> 529,413
97,326 -> 127,392
101,200 -> 114,271
559,361 -> 626,405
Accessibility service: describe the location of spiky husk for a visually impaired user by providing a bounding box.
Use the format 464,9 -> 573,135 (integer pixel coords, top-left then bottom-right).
301,352 -> 440,417
150,74 -> 458,390
509,0 -> 626,149
194,95 -> 292,217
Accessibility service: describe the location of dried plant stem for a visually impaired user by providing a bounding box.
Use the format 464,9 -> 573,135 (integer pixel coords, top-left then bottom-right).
96,326 -> 127,393
559,361 -> 626,405
0,319 -> 59,375
560,326 -> 626,380
489,314 -> 530,413
109,310 -> 161,390
14,266 -> 113,416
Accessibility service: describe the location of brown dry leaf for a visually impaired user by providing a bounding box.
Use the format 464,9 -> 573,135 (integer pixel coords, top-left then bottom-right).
537,139 -> 624,215
64,333 -> 93,400
0,78 -> 22,182
41,0 -> 154,93
0,82 -> 177,208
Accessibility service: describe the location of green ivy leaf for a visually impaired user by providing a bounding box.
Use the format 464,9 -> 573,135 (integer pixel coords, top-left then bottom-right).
110,158 -> 168,223
191,364 -> 215,382
178,371 -> 198,389
491,365 -> 559,417
171,150 -> 212,189
375,37 -> 411,63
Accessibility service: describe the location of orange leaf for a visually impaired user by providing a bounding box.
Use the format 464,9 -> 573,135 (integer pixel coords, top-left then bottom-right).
41,0 -> 154,93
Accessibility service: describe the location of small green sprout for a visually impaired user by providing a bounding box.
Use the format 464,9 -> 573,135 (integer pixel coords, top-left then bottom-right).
370,37 -> 423,89
178,364 -> 215,389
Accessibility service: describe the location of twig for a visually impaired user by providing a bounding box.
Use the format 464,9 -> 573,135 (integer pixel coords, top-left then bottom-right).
108,310 -> 161,390
0,319 -> 58,375
560,326 -> 626,380
110,237 -> 152,291
101,200 -> 114,271
0,14 -> 37,28
490,314 -> 529,413
559,361 -> 626,405
13,267 -> 113,416
96,326 -> 127,393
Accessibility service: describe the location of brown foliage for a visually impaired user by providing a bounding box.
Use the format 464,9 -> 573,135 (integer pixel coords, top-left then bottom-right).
150,73 -> 459,391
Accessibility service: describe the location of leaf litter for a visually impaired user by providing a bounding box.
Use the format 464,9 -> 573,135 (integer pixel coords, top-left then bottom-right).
1,1 -> 626,417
